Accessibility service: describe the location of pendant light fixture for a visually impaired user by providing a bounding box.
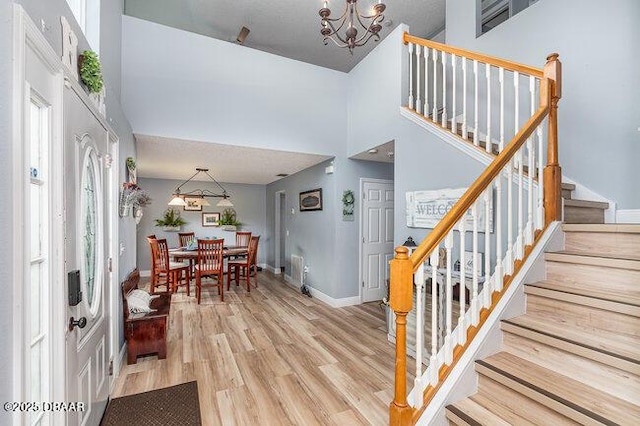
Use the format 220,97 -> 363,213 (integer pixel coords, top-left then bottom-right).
168,168 -> 233,207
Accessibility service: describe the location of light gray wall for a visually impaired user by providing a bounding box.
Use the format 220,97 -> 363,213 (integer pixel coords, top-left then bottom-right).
265,158 -> 394,300
121,15 -> 349,156
136,177 -> 267,271
0,0 -> 13,413
446,0 -> 640,209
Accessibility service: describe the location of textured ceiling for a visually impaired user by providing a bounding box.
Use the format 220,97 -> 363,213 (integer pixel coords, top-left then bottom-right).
135,135 -> 332,185
124,0 -> 445,72
350,140 -> 395,163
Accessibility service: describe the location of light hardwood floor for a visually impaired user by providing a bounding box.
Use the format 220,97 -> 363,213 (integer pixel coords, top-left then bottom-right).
112,271 -> 401,425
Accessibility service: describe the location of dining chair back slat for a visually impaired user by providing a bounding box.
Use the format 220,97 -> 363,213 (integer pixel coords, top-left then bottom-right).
195,238 -> 225,303
235,231 -> 252,247
178,232 -> 195,248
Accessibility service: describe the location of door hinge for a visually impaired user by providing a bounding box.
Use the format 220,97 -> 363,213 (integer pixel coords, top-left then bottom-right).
362,281 -> 365,287
108,360 -> 113,376
362,237 -> 365,243
108,257 -> 113,272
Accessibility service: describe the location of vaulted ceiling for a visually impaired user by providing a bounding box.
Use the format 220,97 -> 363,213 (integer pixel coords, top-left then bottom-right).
124,0 -> 445,72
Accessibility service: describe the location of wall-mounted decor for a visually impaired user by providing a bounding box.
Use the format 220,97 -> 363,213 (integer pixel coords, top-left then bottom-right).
218,208 -> 242,231
126,157 -> 137,184
154,208 -> 187,232
183,197 -> 203,211
342,189 -> 355,221
119,182 -> 151,219
406,187 -> 493,231
299,188 -> 323,212
202,212 -> 221,227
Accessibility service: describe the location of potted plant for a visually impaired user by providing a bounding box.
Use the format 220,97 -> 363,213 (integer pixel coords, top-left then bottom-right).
155,208 -> 187,232
218,208 -> 241,231
78,50 -> 104,94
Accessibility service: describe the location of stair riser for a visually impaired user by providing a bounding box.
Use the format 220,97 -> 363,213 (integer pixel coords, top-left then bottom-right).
524,286 -> 640,317
475,375 -> 581,426
561,189 -> 572,199
502,331 -> 640,403
546,261 -> 640,295
564,206 -> 604,224
526,294 -> 640,337
565,231 -> 640,258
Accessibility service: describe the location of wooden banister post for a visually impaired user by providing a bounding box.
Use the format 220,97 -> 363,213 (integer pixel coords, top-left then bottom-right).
543,53 -> 562,225
389,246 -> 414,425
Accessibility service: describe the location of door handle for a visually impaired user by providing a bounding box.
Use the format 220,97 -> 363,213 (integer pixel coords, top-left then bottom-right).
68,316 -> 87,331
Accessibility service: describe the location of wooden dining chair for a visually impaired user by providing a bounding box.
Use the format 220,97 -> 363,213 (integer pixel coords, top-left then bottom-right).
178,231 -> 196,274
227,235 -> 260,292
149,238 -> 191,294
235,231 -> 252,247
178,232 -> 195,247
146,235 -> 158,288
195,239 -> 225,303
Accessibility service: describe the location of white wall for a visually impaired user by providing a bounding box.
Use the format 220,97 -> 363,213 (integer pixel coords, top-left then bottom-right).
446,0 -> 640,209
121,16 -> 349,156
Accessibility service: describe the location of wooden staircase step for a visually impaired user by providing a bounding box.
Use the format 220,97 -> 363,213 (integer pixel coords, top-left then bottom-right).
564,199 -> 609,209
561,182 -> 576,200
501,315 -> 640,375
525,281 -> 640,316
546,251 -> 640,270
563,223 -> 640,233
563,199 -> 608,224
561,182 -> 576,191
476,351 -> 640,425
546,258 -> 640,294
445,398 -> 513,426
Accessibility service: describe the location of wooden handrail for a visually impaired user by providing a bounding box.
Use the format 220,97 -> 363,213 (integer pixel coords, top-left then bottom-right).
403,33 -> 544,78
409,99 -> 550,270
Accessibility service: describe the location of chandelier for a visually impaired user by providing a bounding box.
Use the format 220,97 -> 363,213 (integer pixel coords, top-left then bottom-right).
319,0 -> 387,53
168,168 -> 233,207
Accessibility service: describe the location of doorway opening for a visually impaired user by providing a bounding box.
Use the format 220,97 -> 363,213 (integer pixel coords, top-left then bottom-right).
274,191 -> 287,275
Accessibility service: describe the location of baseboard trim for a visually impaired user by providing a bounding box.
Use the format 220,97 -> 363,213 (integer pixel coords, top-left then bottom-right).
616,209 -> 640,224
283,275 -> 360,308
262,264 -> 278,274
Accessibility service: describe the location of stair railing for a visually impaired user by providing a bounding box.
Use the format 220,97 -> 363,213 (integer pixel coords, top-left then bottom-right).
390,34 -> 562,425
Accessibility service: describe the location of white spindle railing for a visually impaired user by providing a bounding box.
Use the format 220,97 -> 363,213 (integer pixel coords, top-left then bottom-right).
396,36 -> 557,419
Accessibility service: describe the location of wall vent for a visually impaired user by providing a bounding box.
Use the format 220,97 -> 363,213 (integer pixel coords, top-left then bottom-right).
291,254 -> 304,285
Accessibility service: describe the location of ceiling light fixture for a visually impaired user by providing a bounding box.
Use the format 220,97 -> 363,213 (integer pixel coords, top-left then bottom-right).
319,0 -> 387,53
367,148 -> 379,154
168,168 -> 233,207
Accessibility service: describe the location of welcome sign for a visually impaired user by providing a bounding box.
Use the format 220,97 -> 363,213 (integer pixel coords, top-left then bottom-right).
406,187 -> 492,231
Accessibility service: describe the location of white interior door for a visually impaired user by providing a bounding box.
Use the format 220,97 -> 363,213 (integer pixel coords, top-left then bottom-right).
64,86 -> 111,426
361,179 -> 394,302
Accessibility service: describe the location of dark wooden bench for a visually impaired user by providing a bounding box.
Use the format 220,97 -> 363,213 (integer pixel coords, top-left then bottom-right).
122,269 -> 172,364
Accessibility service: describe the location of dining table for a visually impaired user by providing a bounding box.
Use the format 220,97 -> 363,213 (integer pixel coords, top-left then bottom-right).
169,245 -> 248,263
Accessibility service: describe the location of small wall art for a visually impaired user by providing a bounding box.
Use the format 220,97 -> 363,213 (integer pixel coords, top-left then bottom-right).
202,212 -> 221,227
299,188 -> 323,212
342,189 -> 355,221
183,197 -> 202,211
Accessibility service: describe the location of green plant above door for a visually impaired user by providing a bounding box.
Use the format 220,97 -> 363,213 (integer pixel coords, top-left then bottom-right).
79,50 -> 104,93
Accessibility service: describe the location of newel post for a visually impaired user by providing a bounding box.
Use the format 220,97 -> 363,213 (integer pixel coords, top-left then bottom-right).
543,53 -> 562,225
389,246 -> 414,425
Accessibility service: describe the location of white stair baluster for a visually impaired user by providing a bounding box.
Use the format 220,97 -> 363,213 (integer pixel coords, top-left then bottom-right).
473,60 -> 479,146
452,54 -> 457,134
408,43 -> 414,110
444,231 -> 453,364
432,48 -> 439,120
483,188 -> 492,296
413,264 -> 425,403
526,76 -> 536,244
470,203 -> 479,325
537,124 -> 544,229
424,47 -> 430,117
486,64 -> 492,153
441,51 -> 448,127
416,45 -> 422,115
514,72 -> 520,142
494,177 -> 504,292
506,157 -> 514,275
429,249 -> 439,385
458,220 -> 466,345
517,151 -> 524,260
462,59 -> 468,139
499,67 -> 505,151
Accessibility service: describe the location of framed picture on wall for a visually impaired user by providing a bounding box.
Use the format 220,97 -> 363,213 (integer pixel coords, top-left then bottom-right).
202,212 -> 220,227
299,188 -> 323,211
183,197 -> 202,211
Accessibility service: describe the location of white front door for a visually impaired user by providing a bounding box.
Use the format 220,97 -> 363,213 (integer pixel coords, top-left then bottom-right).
361,179 -> 394,302
64,86 -> 111,426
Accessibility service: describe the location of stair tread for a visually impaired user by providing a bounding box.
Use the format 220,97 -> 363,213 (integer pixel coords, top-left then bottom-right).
479,351 -> 640,424
546,251 -> 640,268
563,223 -> 640,234
446,398 -> 513,426
503,315 -> 640,362
564,198 -> 609,209
526,280 -> 640,307
561,182 -> 576,191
